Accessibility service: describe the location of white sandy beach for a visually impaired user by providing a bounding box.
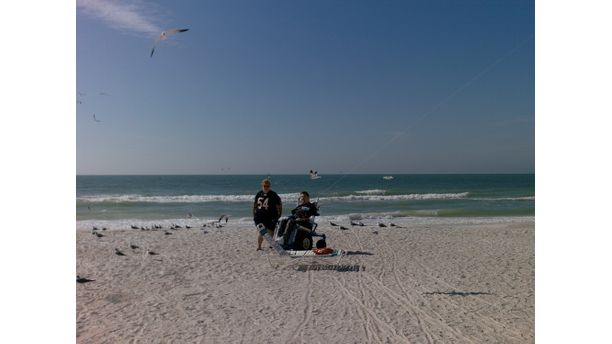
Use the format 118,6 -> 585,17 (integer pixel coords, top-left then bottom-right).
76,219 -> 534,343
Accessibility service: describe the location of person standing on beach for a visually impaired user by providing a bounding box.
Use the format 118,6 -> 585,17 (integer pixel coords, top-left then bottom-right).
254,179 -> 282,251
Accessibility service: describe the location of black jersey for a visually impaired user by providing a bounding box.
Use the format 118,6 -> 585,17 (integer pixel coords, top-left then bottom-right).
253,190 -> 282,222
291,202 -> 319,219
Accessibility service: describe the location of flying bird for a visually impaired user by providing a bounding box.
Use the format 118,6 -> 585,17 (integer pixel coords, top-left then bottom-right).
150,28 -> 190,57
93,113 -> 101,122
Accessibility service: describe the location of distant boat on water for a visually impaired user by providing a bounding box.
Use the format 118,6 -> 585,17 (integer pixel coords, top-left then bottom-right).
382,176 -> 394,180
309,170 -> 321,180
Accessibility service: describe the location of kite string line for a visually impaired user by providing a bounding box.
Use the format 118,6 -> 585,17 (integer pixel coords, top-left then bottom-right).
319,35 -> 533,196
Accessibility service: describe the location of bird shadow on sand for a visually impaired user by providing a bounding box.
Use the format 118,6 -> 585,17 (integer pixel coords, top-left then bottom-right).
423,291 -> 494,297
344,250 -> 373,256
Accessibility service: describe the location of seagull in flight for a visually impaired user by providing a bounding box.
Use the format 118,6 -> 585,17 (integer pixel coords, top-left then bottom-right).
93,113 -> 101,122
150,28 -> 190,57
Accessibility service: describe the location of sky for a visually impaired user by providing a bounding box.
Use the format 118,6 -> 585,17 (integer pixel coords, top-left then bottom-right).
76,0 -> 534,175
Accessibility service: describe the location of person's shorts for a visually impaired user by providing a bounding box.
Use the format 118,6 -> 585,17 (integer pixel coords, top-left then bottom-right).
254,218 -> 277,232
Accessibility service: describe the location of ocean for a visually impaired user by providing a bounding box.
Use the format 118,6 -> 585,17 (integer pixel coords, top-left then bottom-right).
76,174 -> 534,230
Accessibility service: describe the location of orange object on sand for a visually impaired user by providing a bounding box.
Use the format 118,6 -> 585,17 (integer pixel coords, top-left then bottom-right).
312,247 -> 334,255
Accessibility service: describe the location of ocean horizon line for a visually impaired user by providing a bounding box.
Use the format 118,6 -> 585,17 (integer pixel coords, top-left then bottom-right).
76,172 -> 535,177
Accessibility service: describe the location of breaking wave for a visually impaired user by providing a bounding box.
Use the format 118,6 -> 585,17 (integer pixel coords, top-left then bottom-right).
77,192 -> 470,203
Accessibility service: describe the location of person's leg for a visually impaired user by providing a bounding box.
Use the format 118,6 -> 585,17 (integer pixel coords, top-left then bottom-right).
277,218 -> 288,237
257,221 -> 276,251
256,220 -> 267,250
282,218 -> 295,246
257,233 -> 264,250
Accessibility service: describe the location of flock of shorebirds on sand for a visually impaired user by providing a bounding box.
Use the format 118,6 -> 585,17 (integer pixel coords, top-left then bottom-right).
79,213 -> 405,283
77,213 -> 228,284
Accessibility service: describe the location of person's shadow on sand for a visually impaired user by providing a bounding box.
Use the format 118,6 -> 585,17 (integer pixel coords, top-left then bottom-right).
345,251 -> 373,256
423,291 -> 493,297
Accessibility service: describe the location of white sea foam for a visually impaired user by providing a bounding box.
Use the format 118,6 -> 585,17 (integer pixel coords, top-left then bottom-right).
78,193 -> 299,203
319,192 -> 470,202
77,192 -> 470,203
471,196 -> 535,201
354,189 -> 386,195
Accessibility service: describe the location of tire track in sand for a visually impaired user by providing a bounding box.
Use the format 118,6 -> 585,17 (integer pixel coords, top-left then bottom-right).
287,270 -> 314,344
331,275 -> 411,343
401,255 -> 526,342
377,233 -> 473,343
348,271 -> 379,343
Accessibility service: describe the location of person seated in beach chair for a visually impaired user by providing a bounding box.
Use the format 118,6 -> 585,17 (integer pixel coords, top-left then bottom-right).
275,191 -> 319,249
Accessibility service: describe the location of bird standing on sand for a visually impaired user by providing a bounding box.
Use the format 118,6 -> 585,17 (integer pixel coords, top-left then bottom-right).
115,248 -> 126,256
150,28 -> 190,57
378,222 -> 387,228
147,250 -> 159,255
130,243 -> 139,250
340,226 -> 349,230
77,276 -> 95,283
330,221 -> 339,227
95,232 -> 104,238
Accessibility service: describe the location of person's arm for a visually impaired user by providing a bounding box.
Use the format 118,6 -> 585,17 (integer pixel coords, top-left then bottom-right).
310,202 -> 319,216
276,195 -> 282,218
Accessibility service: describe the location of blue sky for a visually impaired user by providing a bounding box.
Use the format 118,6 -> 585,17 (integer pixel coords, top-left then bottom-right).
76,0 -> 534,175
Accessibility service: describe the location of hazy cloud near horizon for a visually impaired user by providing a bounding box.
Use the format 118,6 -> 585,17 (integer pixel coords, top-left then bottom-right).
77,0 -> 160,35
